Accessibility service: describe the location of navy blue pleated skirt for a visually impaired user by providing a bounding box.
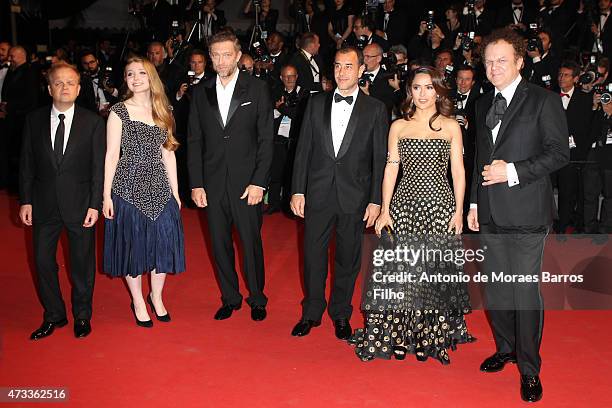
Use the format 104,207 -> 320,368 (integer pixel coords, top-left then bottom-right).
103,194 -> 186,278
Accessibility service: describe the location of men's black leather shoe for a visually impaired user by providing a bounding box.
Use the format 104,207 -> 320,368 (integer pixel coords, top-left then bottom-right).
251,305 -> 267,321
74,319 -> 91,338
214,304 -> 241,320
334,318 -> 352,340
291,319 -> 321,336
480,352 -> 517,372
30,318 -> 68,340
521,375 -> 543,402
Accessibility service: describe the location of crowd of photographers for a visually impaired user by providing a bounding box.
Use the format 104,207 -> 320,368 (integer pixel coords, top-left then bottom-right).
1,0 -> 612,235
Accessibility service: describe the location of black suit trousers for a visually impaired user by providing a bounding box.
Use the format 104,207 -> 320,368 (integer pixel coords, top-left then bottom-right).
557,162 -> 585,231
206,184 -> 267,307
302,189 -> 364,321
33,216 -> 96,322
479,220 -> 548,376
583,163 -> 612,233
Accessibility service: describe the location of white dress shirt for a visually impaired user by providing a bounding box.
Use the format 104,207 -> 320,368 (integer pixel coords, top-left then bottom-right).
216,69 -> 239,126
560,86 -> 574,110
176,72 -> 205,101
365,66 -> 381,81
301,49 -> 320,84
50,104 -> 75,154
331,87 -> 359,156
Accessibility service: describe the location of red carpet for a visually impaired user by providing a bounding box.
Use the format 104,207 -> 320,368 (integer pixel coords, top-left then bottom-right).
0,191 -> 610,407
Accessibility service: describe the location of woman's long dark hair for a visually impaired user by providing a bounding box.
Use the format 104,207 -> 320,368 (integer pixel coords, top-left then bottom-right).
401,66 -> 454,131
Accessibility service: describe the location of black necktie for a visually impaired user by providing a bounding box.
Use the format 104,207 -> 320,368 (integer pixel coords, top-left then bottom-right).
54,113 -> 65,164
334,93 -> 354,105
486,93 -> 507,130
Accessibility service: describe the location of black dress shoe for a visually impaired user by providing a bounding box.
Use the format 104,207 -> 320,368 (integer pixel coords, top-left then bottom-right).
291,319 -> 321,336
147,294 -> 171,322
74,319 -> 91,338
333,318 -> 352,340
480,352 -> 517,372
30,318 -> 68,340
214,303 -> 241,320
521,375 -> 543,402
130,303 -> 153,328
251,305 -> 267,321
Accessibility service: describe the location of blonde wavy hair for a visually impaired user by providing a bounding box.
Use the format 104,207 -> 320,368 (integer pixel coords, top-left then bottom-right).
123,56 -> 179,151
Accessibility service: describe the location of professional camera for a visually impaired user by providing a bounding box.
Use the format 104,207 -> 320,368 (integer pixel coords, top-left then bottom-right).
526,23 -> 543,53
380,52 -> 398,69
579,54 -> 600,85
187,70 -> 197,86
596,83 -> 612,104
453,92 -> 468,126
284,90 -> 300,108
541,74 -> 552,89
358,72 -> 373,88
458,31 -> 476,51
444,64 -> 455,84
426,10 -> 435,31
252,41 -> 271,64
101,66 -> 114,89
355,35 -> 369,50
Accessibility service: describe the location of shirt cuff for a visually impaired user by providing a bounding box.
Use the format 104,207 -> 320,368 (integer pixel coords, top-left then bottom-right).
293,193 -> 304,196
369,203 -> 380,207
253,185 -> 266,191
532,56 -> 542,63
469,203 -> 477,209
507,163 -> 520,187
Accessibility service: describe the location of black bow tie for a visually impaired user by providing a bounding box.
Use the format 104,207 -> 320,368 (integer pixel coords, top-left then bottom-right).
486,93 -> 507,130
0,63 -> 8,69
334,93 -> 354,105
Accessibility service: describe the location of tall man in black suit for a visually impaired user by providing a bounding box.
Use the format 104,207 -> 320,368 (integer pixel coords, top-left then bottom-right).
289,46 -> 388,339
376,0 -> 410,46
494,0 -> 538,31
352,15 -> 389,51
188,32 -> 273,322
467,28 -> 569,403
289,32 -> 324,93
556,61 -> 593,233
19,63 -> 105,340
360,43 -> 400,118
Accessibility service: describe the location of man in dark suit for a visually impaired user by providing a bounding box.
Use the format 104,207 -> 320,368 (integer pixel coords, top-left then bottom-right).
376,0 -> 410,46
267,64 -> 309,215
1,45 -> 40,193
289,46 -> 388,339
467,28 -> 569,403
538,0 -> 576,54
352,15 -> 389,52
289,32 -> 324,93
495,0 -> 538,31
143,0 -> 174,41
360,43 -> 398,118
522,29 -> 560,90
188,31 -> 273,322
19,63 -> 105,340
583,0 -> 612,62
147,42 -> 185,103
556,61 -> 593,234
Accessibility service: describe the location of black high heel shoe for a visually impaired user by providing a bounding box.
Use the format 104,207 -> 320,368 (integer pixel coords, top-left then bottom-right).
393,345 -> 407,360
130,303 -> 153,328
147,294 -> 171,322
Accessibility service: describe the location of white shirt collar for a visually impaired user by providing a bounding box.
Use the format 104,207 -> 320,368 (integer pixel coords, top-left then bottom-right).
334,86 -> 360,101
195,72 -> 205,80
495,74 -> 522,105
271,51 -> 282,57
51,103 -> 75,119
301,49 -> 313,60
216,68 -> 239,89
561,86 -> 575,97
367,66 -> 381,79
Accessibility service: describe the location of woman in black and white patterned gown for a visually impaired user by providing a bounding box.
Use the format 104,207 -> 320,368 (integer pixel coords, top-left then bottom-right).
349,66 -> 474,363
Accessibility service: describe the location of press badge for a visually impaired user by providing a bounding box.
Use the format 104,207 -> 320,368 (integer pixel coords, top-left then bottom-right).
278,116 -> 292,138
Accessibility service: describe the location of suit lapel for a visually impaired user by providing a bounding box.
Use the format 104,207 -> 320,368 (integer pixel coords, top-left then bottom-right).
61,106 -> 80,166
323,92 -> 335,158
479,91 -> 494,149
336,91 -> 365,159
204,81 -> 224,129
43,107 -> 57,170
225,71 -> 247,129
493,79 -> 529,151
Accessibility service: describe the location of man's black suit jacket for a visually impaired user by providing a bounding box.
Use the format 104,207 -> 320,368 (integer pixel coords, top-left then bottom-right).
187,71 -> 274,203
368,68 -> 398,117
471,79 -> 570,227
289,50 -> 324,93
291,91 -> 388,214
564,90 -> 594,162
19,105 -> 105,223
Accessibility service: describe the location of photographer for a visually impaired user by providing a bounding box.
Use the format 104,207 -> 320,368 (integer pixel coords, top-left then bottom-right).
556,61 -> 594,234
582,56 -> 609,93
268,64 -> 309,215
252,32 -> 289,88
522,28 -> 560,90
244,0 -> 279,35
239,53 -> 256,75
352,15 -> 389,51
80,51 -> 118,117
147,41 -> 185,102
359,43 -> 400,117
375,0 -> 410,47
494,0 -> 538,31
289,32 -> 323,93
407,15 -> 446,63
583,82 -> 612,235
585,0 -> 612,60
186,0 -> 226,40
